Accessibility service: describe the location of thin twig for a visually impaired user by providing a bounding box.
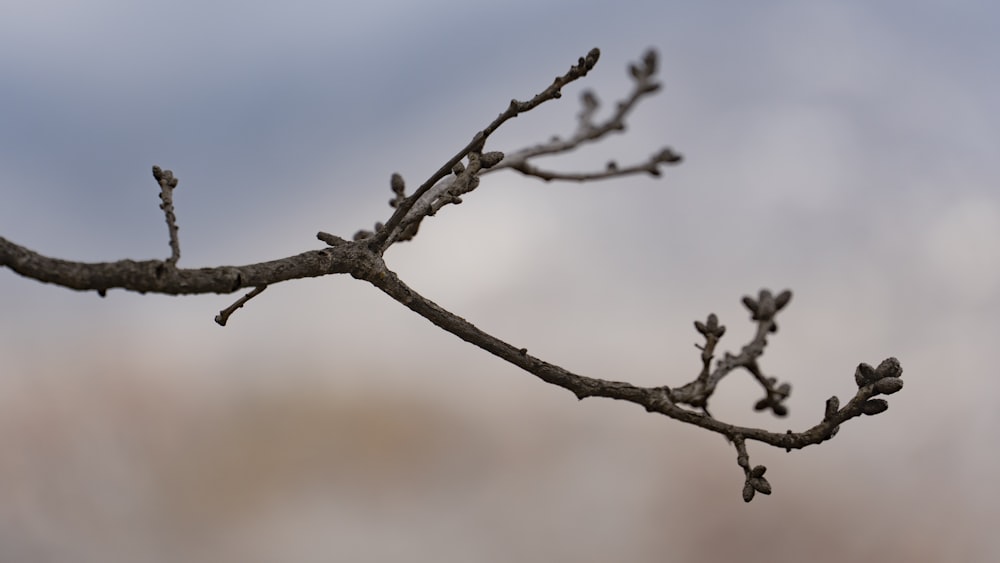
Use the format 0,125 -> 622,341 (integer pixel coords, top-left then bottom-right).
504,148 -> 681,182
491,49 -> 678,179
215,285 -> 267,326
152,165 -> 181,265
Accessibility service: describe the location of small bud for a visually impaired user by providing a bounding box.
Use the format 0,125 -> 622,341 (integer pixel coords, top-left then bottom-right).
772,403 -> 788,417
706,313 -> 718,328
657,148 -> 683,163
774,290 -> 792,311
825,396 -> 840,420
754,398 -> 770,411
694,314 -> 725,338
861,399 -> 889,415
855,363 -> 877,387
743,481 -> 756,502
452,161 -> 465,175
750,465 -> 767,478
642,49 -> 658,75
390,173 -> 405,194
742,296 -> 759,316
480,151 -> 504,169
751,477 -> 772,495
874,377 -> 904,395
875,357 -> 903,379
756,289 -> 776,319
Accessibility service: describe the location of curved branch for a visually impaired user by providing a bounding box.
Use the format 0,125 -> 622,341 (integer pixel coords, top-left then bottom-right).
359,260 -> 902,456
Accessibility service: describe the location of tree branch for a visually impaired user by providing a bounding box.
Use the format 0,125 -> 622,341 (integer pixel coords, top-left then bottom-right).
0,47 -> 904,501
0,234 -> 365,295
357,257 -> 902,503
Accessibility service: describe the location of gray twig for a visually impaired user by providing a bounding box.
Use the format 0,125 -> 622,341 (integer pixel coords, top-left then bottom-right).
215,285 -> 267,326
152,165 -> 181,266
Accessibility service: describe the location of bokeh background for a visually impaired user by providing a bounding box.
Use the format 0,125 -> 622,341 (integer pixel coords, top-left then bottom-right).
2,1 -> 998,561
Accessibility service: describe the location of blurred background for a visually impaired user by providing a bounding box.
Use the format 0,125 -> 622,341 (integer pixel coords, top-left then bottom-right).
1,0 -> 997,561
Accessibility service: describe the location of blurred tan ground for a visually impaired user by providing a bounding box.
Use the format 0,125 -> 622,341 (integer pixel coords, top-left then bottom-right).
0,348 -> 991,563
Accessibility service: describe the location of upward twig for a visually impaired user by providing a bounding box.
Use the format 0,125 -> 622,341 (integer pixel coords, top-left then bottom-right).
370,48 -> 601,250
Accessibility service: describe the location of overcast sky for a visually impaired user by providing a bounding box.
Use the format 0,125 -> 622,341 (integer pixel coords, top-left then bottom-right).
1,1 -> 998,561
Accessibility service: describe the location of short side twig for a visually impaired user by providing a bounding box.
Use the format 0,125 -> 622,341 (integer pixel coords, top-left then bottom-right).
216,285 -> 267,326
503,148 -> 682,182
152,165 -> 181,265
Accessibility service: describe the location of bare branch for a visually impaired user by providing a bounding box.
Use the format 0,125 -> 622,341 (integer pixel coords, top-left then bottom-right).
358,258 -> 903,471
0,47 -> 904,501
0,235 -> 366,295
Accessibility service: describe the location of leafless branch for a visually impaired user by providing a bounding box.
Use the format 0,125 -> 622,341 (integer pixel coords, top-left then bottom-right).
0,47 -> 904,501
